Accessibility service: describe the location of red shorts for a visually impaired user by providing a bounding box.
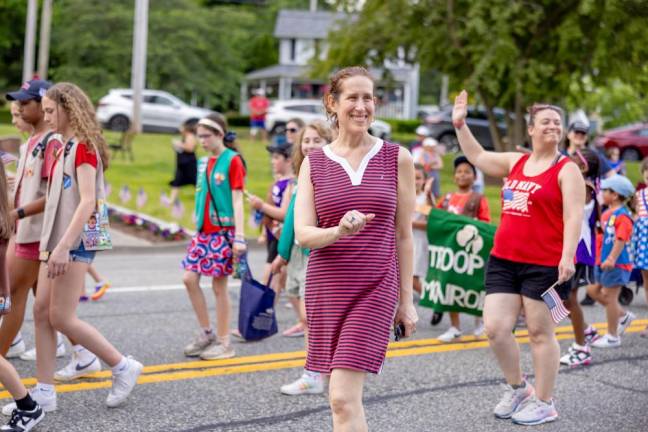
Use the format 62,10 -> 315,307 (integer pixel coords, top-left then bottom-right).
14,242 -> 40,261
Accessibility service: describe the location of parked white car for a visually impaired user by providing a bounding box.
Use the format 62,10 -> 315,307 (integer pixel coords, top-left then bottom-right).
265,99 -> 392,139
97,89 -> 214,132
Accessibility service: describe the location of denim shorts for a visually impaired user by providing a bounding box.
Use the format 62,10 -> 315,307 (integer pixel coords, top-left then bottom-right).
594,266 -> 631,288
69,243 -> 96,264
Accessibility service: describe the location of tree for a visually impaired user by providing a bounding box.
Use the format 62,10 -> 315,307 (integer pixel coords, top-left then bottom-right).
322,0 -> 648,150
0,0 -> 27,91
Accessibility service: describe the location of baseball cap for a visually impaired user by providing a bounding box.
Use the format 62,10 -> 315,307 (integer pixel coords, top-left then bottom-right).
601,174 -> 635,198
422,137 -> 438,147
6,79 -> 52,102
266,134 -> 292,157
568,121 -> 589,134
453,155 -> 476,175
415,125 -> 430,136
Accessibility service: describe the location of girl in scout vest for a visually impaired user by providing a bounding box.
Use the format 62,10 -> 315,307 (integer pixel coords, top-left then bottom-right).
0,161 -> 47,430
272,120 -> 332,396
26,83 -> 143,413
586,174 -> 636,348
181,113 -> 247,361
435,155 -> 491,343
2,80 -> 69,361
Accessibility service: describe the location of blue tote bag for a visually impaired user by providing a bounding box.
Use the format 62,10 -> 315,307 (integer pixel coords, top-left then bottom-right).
237,254 -> 278,341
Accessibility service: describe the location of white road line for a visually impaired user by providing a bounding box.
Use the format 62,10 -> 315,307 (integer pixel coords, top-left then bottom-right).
108,281 -> 242,293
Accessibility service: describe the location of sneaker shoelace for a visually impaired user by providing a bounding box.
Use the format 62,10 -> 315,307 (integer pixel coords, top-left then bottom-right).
8,409 -> 29,427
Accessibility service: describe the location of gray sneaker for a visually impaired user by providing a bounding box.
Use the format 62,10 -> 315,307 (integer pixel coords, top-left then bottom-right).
493,380 -> 534,419
200,343 -> 235,360
183,331 -> 216,357
511,397 -> 558,425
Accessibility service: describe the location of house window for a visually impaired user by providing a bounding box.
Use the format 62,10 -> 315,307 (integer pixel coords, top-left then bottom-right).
290,39 -> 296,62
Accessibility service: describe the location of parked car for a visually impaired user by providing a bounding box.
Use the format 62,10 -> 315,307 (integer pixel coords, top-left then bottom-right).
265,99 -> 392,140
595,122 -> 648,161
424,105 -> 511,151
97,89 -> 214,133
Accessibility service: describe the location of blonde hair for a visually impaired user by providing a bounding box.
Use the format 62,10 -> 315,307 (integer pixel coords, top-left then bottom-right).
293,120 -> 333,175
0,164 -> 11,240
45,83 -> 110,170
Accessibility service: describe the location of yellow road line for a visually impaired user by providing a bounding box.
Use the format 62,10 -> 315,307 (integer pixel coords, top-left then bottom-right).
0,320 -> 645,400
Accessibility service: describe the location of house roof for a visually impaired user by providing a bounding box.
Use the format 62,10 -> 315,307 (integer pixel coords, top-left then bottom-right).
246,64 -> 315,81
274,9 -> 353,39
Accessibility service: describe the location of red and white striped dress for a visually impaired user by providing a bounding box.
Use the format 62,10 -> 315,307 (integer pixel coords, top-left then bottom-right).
305,139 -> 400,374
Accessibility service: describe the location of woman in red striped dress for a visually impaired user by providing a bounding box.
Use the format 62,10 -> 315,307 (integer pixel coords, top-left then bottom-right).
295,66 -> 418,431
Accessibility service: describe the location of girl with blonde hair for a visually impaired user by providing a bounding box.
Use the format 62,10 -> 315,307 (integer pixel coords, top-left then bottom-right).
3,83 -> 142,415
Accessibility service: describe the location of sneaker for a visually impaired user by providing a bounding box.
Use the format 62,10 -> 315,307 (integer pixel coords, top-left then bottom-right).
200,343 -> 235,360
282,323 -> 305,338
1,405 -> 44,431
473,322 -> 485,338
280,372 -> 324,395
617,311 -> 636,336
584,325 -> 600,344
511,397 -> 558,425
19,338 -> 66,362
560,343 -> 592,367
54,353 -> 101,381
106,356 -> 143,408
591,334 -> 621,348
91,282 -> 111,301
430,311 -> 444,326
493,380 -> 534,419
6,336 -> 26,359
641,326 -> 648,338
580,294 -> 595,306
438,326 -> 462,342
183,331 -> 216,357
79,294 -> 89,302
2,389 -> 56,416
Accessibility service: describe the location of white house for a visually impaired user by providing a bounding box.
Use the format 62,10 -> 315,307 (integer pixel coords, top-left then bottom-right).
241,9 -> 420,119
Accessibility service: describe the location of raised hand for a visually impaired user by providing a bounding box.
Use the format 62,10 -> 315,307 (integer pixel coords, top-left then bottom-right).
452,90 -> 468,129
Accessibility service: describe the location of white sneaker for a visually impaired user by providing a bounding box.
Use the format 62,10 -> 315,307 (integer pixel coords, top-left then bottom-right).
2,387 -> 56,416
19,336 -> 66,361
54,352 -> 101,381
618,311 -> 636,336
473,322 -> 485,337
280,372 -> 324,395
106,356 -> 143,408
591,334 -> 621,348
438,326 -> 462,342
493,380 -> 534,419
6,335 -> 26,359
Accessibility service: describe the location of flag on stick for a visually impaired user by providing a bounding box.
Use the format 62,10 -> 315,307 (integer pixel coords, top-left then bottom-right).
541,282 -> 570,324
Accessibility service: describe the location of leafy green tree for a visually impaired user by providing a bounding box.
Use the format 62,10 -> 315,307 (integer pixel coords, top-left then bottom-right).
0,0 -> 27,92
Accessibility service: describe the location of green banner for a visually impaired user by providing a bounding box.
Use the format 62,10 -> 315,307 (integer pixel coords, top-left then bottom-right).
419,208 -> 496,317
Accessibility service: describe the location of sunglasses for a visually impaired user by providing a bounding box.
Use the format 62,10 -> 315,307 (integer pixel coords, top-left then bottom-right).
286,128 -> 299,133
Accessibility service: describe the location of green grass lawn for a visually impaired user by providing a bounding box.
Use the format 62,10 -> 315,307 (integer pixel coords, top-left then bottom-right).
0,123 -> 643,233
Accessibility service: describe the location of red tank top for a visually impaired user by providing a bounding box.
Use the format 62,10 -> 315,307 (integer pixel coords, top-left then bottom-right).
491,154 -> 570,266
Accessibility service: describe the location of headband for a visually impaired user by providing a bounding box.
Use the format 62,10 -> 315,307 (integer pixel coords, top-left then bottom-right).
198,118 -> 224,136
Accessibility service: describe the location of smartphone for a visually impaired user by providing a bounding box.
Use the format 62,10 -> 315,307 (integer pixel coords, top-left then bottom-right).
393,322 -> 405,341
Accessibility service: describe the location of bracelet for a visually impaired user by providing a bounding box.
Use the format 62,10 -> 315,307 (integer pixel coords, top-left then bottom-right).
17,208 -> 26,219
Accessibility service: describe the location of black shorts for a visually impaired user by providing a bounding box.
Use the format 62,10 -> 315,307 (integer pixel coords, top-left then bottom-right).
572,263 -> 594,290
266,237 -> 279,263
485,255 -> 570,301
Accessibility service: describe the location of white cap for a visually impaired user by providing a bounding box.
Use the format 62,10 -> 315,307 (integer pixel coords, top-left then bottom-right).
423,137 -> 439,147
416,125 -> 430,136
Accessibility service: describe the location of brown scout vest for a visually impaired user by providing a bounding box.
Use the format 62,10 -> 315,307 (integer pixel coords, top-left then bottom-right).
40,139 -> 106,256
11,132 -> 57,244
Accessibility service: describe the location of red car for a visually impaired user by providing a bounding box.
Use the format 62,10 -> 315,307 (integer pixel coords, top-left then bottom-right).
596,122 -> 648,161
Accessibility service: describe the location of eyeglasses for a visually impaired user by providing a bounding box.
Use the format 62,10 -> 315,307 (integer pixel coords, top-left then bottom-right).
529,103 -> 563,115
286,128 -> 298,133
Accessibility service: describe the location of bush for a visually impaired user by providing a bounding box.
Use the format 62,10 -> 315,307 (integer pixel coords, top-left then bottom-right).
0,108 -> 11,125
226,114 -> 250,128
381,118 -> 420,134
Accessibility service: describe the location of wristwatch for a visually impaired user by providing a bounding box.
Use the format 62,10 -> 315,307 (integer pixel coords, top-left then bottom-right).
17,208 -> 26,219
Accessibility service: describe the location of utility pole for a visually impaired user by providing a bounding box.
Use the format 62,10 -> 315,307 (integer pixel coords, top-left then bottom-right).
37,0 -> 53,80
22,0 -> 38,82
131,0 -> 149,133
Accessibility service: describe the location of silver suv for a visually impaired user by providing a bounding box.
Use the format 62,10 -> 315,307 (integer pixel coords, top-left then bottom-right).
97,89 -> 214,133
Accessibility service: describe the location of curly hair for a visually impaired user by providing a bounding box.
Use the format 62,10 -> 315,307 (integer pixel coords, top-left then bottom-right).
0,164 -> 12,240
45,82 -> 110,170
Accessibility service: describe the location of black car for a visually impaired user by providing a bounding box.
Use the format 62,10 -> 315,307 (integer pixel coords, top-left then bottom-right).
423,106 -> 510,151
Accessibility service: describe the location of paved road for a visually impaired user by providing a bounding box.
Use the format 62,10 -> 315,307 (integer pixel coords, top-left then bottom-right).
5,244 -> 648,431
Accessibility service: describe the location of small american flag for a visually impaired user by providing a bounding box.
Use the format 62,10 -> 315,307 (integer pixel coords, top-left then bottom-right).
171,198 -> 185,219
0,151 -> 17,165
119,185 -> 131,204
541,282 -> 570,324
136,188 -> 148,209
502,189 -> 529,213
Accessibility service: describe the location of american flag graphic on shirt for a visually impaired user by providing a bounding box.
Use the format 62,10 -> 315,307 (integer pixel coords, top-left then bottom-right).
502,188 -> 530,213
